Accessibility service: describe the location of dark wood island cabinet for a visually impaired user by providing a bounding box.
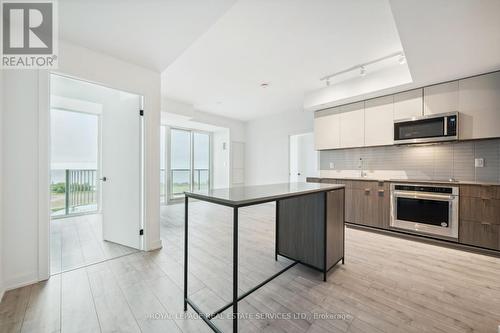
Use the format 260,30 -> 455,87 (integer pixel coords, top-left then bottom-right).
184,182 -> 345,333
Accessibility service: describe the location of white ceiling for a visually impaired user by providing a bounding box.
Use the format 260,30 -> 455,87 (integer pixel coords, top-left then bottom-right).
59,0 -> 236,71
163,0 -> 405,121
60,0 -> 500,121
161,112 -> 227,132
389,0 -> 500,86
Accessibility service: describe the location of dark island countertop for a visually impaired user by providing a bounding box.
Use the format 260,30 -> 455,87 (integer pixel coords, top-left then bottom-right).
185,182 -> 345,207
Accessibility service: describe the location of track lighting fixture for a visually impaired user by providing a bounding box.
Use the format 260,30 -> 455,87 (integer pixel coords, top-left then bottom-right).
320,51 -> 406,84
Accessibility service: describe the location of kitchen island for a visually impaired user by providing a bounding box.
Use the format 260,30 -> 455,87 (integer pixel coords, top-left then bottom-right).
183,182 -> 345,333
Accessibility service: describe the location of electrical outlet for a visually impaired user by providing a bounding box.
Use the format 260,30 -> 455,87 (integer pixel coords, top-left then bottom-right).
329,162 -> 335,169
475,158 -> 484,168
357,158 -> 363,168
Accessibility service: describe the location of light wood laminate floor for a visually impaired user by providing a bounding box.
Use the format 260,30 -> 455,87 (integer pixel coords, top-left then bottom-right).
1,201 -> 500,332
50,214 -> 138,274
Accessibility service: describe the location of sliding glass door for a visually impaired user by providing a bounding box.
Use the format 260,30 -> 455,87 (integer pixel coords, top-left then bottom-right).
168,128 -> 211,202
193,132 -> 210,191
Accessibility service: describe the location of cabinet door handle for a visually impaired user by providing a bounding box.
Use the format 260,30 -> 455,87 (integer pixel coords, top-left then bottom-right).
378,190 -> 385,196
364,188 -> 371,193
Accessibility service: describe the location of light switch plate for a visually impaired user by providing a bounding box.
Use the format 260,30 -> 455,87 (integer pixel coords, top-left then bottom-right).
475,158 -> 484,168
329,162 -> 335,169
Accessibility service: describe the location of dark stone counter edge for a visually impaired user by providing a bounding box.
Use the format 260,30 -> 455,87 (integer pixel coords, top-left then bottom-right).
186,184 -> 345,208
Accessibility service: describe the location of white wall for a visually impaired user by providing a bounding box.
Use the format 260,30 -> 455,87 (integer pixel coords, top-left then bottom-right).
212,129 -> 230,189
1,41 -> 161,290
2,70 -> 40,289
163,98 -> 245,142
245,109 -> 314,185
0,69 -> 4,300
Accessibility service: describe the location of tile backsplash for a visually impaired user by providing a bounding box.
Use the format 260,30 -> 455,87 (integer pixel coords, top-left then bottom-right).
319,139 -> 500,182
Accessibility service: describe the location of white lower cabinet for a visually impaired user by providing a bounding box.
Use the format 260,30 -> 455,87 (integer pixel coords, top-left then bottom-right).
340,102 -> 365,148
364,96 -> 394,147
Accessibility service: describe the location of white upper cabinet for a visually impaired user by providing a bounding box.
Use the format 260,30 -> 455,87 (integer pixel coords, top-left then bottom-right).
458,71 -> 500,140
314,107 -> 340,150
340,102 -> 365,148
364,96 -> 394,147
313,71 -> 500,151
393,89 -> 423,120
424,81 -> 459,115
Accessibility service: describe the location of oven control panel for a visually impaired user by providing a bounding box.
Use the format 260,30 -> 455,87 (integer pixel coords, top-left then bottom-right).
394,185 -> 453,194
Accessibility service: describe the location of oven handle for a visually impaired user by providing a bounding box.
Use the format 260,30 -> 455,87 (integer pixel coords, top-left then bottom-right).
393,190 -> 457,201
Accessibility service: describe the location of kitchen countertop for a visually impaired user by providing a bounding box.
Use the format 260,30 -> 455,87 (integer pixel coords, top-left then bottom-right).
308,176 -> 500,186
185,182 -> 345,207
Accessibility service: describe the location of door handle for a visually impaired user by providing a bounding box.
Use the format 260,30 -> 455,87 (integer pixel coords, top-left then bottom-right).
100,177 -> 107,182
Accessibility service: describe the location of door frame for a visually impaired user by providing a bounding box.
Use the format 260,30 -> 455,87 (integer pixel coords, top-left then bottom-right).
38,71 -> 147,280
288,132 -> 319,183
166,126 -> 213,205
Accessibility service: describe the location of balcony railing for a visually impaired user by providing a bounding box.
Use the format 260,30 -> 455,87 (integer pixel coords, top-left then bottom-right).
170,168 -> 209,198
51,169 -> 98,217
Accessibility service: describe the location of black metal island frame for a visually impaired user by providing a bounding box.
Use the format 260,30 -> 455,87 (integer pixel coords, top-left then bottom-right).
183,182 -> 345,333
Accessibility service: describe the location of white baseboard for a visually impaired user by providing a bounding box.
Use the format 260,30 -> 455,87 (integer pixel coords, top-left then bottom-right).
3,271 -> 38,292
147,238 -> 163,251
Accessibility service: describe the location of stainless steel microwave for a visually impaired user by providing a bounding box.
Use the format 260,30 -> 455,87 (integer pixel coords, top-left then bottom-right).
394,112 -> 458,144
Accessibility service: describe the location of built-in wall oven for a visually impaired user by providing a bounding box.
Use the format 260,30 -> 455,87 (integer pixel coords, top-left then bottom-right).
390,183 -> 459,240
394,112 -> 458,144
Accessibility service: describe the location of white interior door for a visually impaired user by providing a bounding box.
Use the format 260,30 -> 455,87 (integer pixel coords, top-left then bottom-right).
101,90 -> 143,249
290,133 -> 318,183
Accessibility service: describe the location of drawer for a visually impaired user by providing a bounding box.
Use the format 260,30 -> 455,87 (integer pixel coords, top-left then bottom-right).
460,184 -> 500,199
359,181 -> 389,194
334,179 -> 388,192
337,180 -> 355,189
459,221 -> 500,250
460,197 -> 500,225
483,199 -> 500,224
321,178 -> 338,184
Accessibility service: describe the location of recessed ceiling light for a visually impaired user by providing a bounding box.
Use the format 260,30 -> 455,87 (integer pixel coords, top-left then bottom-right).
398,54 -> 406,64
360,66 -> 366,76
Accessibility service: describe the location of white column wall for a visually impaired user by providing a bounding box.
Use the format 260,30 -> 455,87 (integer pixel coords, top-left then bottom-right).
1,41 -> 161,290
